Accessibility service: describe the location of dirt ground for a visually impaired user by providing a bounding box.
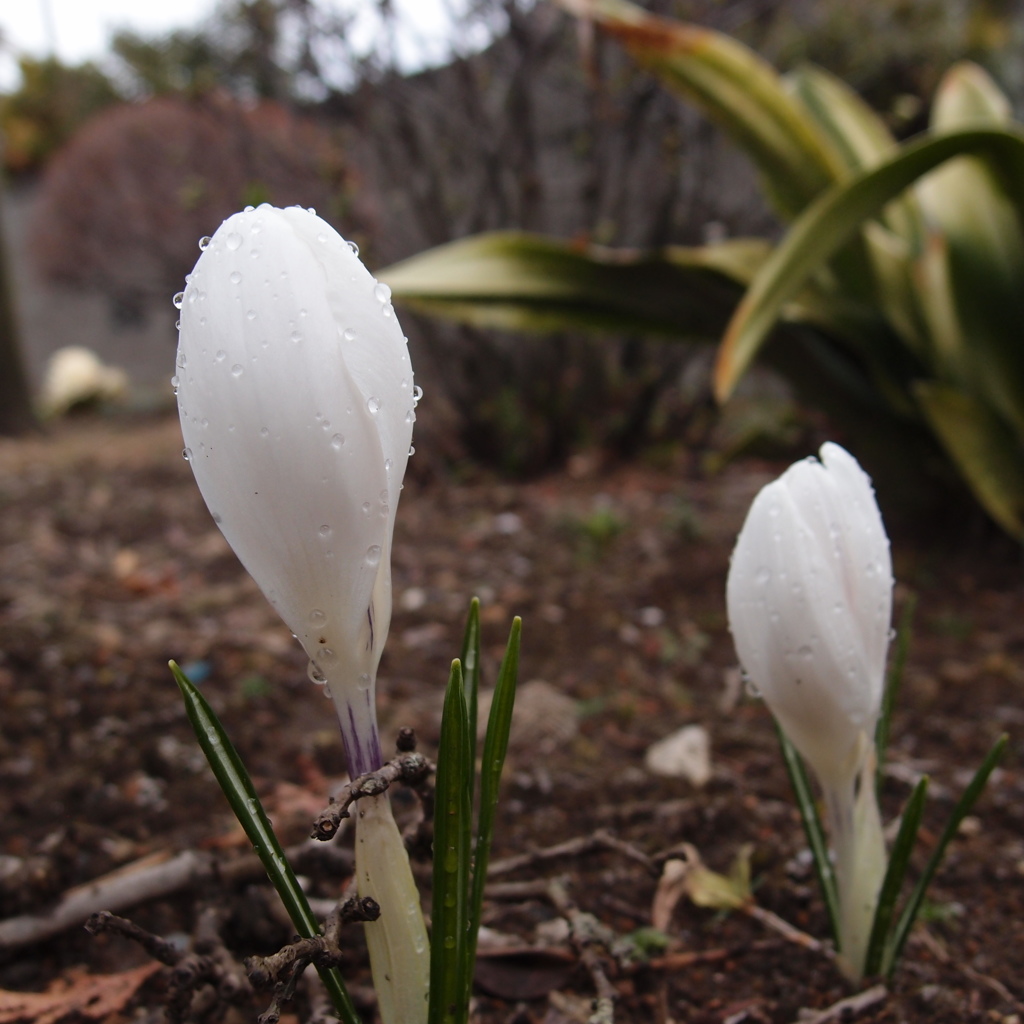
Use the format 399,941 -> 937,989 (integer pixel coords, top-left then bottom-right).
1,413 -> 1023,1024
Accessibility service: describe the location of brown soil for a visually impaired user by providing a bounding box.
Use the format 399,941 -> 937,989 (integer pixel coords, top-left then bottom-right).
1,413 -> 1022,1024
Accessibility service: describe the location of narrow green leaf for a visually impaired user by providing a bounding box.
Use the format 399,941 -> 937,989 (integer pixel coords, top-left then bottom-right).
430,661 -> 473,1024
876,594 -> 918,787
776,722 -> 840,945
459,598 -> 482,786
863,776 -> 929,977
885,734 -> 1008,976
169,662 -> 359,1024
715,126 -> 1024,401
466,618 -> 521,1002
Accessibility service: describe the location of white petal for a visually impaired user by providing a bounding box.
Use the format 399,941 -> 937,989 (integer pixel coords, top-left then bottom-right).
176,206 -> 414,768
726,444 -> 892,786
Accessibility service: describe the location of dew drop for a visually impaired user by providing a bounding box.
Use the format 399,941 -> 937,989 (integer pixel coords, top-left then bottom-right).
367,396 -> 381,414
741,670 -> 760,698
307,661 -> 328,686
330,433 -> 345,450
225,232 -> 242,251
361,502 -> 371,515
356,673 -> 371,693
215,350 -> 227,362
289,330 -> 303,344
382,303 -> 394,318
244,204 -> 255,212
343,327 -> 357,343
412,384 -> 423,404
346,239 -> 360,256
171,375 -> 180,389
246,309 -> 257,321
408,445 -> 415,456
230,270 -> 242,285
797,645 -> 814,660
384,458 -> 393,472
198,236 -> 212,250
374,282 -> 392,304
316,232 -> 327,244
259,427 -> 270,438
309,609 -> 327,626
177,351 -> 187,368
231,364 -> 244,377
172,291 -> 184,309
182,447 -> 192,461
319,524 -> 332,538
175,319 -> 181,330
366,545 -> 382,566
755,566 -> 771,584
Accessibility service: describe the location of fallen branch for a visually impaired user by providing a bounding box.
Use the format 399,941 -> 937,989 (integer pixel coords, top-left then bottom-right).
788,983 -> 887,1024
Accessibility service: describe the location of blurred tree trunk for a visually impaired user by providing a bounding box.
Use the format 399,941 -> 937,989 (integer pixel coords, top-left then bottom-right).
0,173 -> 37,435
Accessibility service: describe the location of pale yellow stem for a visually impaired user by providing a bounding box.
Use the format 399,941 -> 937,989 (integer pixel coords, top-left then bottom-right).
354,792 -> 430,1024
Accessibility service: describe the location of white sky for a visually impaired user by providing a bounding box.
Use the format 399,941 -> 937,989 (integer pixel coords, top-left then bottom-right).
0,0 -> 477,92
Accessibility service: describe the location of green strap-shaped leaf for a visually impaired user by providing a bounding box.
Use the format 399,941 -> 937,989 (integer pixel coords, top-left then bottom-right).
714,125 -> 1024,401
459,598 -> 482,794
876,594 -> 917,786
914,382 -> 1024,540
554,0 -> 844,216
466,618 -> 521,1003
862,776 -> 929,978
430,660 -> 473,1024
380,231 -> 765,338
776,722 -> 840,945
169,662 -> 359,1024
884,734 -> 1008,976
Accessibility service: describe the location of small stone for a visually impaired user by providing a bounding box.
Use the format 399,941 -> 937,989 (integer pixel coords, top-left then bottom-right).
645,725 -> 712,786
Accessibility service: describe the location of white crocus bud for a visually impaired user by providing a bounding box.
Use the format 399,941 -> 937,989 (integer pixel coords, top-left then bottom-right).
175,205 -> 427,1023
726,442 -> 892,980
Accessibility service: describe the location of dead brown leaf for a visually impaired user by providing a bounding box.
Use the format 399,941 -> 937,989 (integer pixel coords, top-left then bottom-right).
0,963 -> 161,1024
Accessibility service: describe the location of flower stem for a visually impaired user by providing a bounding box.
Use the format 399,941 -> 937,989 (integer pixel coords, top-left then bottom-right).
823,745 -> 886,982
355,792 -> 431,1024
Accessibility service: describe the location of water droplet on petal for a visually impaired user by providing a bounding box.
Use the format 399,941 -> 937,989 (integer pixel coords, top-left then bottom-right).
408,445 -> 415,456
384,458 -> 393,472
374,282 -> 392,304
198,236 -> 212,250
356,673 -> 370,693
170,375 -> 180,389
215,349 -> 227,362
343,327 -> 357,343
172,291 -> 184,309
289,330 -> 303,344
246,309 -> 257,321
412,384 -> 423,404
366,545 -> 382,566
755,566 -> 771,584
307,661 -> 328,686
361,502 -> 371,515
225,232 -> 242,251
382,303 -> 394,318
319,524 -> 332,538
244,204 -> 255,212
330,433 -> 345,450
182,447 -> 192,461
367,397 -> 381,414
309,609 -> 327,626
230,270 -> 242,285
347,239 -> 360,256
259,427 -> 270,438
231,364 -> 244,377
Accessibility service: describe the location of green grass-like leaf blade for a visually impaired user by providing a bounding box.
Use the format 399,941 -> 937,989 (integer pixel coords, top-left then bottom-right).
863,776 -> 928,977
776,722 -> 840,945
459,598 -> 482,787
430,660 -> 473,1024
169,661 -> 358,1024
466,618 -> 521,1002
876,594 -> 917,787
884,733 -> 1008,976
